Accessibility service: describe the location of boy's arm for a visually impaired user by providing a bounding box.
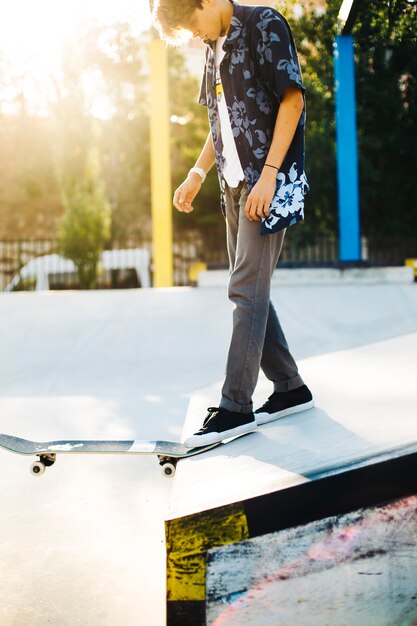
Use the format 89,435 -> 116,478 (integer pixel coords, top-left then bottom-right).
173,132 -> 215,213
195,131 -> 216,174
244,85 -> 304,222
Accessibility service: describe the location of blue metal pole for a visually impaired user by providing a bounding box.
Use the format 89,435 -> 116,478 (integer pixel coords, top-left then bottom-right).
333,35 -> 361,262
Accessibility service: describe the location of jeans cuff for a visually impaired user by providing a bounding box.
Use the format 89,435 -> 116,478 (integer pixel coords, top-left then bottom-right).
220,397 -> 253,414
273,374 -> 304,393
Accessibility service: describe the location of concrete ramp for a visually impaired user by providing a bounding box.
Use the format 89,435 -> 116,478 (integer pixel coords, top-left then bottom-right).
165,332 -> 417,625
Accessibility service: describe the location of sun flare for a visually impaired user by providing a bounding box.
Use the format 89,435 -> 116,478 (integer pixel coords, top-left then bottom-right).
0,0 -> 152,115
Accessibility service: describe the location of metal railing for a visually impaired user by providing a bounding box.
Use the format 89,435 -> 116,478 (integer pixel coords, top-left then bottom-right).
0,240 -> 57,291
1,234 -> 416,291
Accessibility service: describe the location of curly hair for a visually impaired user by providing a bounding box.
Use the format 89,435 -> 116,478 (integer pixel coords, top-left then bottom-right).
152,0 -> 203,45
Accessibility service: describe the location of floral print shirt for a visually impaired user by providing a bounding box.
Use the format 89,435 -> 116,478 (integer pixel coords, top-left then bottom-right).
198,1 -> 310,235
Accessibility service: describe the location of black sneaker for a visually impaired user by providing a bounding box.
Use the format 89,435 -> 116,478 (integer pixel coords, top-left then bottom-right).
255,385 -> 314,425
184,407 -> 257,448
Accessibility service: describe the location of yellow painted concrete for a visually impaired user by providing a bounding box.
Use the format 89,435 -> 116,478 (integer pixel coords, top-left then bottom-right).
166,504 -> 249,601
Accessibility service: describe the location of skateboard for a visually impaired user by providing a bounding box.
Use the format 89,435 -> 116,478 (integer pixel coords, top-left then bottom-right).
0,432 -> 252,478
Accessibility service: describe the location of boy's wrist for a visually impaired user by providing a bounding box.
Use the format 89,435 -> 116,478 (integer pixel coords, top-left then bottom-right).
261,164 -> 279,181
264,162 -> 280,172
188,166 -> 206,183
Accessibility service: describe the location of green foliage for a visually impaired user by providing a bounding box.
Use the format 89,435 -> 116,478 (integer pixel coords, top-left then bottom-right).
289,1 -> 341,244
291,0 -> 417,242
58,149 -> 111,289
1,3 -> 416,254
53,22 -> 152,246
167,46 -> 224,240
352,0 -> 417,237
79,23 -> 152,244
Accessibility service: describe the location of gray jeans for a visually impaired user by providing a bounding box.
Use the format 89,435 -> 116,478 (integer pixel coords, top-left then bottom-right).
220,181 -> 304,414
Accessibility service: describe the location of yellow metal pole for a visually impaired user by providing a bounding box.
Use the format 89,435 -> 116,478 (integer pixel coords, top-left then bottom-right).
149,38 -> 173,287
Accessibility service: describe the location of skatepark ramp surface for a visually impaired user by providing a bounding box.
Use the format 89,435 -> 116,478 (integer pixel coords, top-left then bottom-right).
165,332 -> 417,626
1,283 -> 416,625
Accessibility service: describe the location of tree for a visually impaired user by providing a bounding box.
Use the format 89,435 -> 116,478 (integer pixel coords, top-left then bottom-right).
78,22 -> 152,244
167,47 -> 223,236
1,2 -> 415,261
58,148 -> 111,289
289,0 -> 341,244
290,0 -> 417,248
0,57 -> 63,238
353,0 -> 417,240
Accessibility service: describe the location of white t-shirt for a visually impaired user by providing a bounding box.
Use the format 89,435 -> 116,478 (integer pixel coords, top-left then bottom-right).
215,36 -> 244,188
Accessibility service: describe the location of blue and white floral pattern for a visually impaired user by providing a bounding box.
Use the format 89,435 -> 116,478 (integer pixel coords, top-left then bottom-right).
199,1 -> 310,234
230,99 -> 257,147
263,163 -> 307,232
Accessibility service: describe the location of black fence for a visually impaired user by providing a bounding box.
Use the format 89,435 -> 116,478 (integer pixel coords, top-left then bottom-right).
0,240 -> 57,291
1,234 -> 416,291
0,240 -> 155,292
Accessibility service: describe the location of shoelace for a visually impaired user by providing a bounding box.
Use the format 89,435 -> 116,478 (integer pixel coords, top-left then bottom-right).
202,407 -> 220,427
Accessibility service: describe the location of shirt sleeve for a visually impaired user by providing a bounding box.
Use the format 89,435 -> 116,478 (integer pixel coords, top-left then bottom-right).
251,8 -> 305,103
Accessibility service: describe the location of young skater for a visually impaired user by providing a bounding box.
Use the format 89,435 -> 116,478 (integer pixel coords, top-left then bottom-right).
152,0 -> 314,446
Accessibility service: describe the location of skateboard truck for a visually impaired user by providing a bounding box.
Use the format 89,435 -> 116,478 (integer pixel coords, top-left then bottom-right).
157,455 -> 177,478
31,453 -> 177,478
31,453 -> 57,476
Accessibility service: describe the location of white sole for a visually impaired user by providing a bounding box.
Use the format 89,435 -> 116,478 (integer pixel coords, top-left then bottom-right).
184,421 -> 257,448
255,399 -> 314,426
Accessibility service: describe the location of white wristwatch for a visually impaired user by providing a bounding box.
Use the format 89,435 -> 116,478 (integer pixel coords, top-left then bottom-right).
189,166 -> 206,183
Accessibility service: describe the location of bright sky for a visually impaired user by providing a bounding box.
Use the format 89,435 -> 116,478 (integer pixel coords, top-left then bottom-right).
0,0 -> 152,115
0,0 -> 152,64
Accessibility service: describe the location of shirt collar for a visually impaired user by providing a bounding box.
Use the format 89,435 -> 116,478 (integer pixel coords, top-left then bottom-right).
223,1 -> 245,49
207,1 -> 244,52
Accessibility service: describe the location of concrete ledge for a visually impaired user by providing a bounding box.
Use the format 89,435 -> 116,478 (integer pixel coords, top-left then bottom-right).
165,332 -> 417,626
198,266 -> 414,287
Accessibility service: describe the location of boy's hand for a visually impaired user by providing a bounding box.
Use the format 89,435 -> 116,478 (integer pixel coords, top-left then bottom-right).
244,169 -> 277,222
173,173 -> 202,213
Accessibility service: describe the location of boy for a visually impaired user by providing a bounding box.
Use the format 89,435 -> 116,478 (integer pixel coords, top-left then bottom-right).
152,0 -> 313,446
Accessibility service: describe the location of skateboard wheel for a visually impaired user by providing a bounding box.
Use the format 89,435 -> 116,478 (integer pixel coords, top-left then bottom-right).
31,461 -> 46,476
161,462 -> 176,478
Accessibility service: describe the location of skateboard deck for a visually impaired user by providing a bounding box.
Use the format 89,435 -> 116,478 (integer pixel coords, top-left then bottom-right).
0,432 -> 253,477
